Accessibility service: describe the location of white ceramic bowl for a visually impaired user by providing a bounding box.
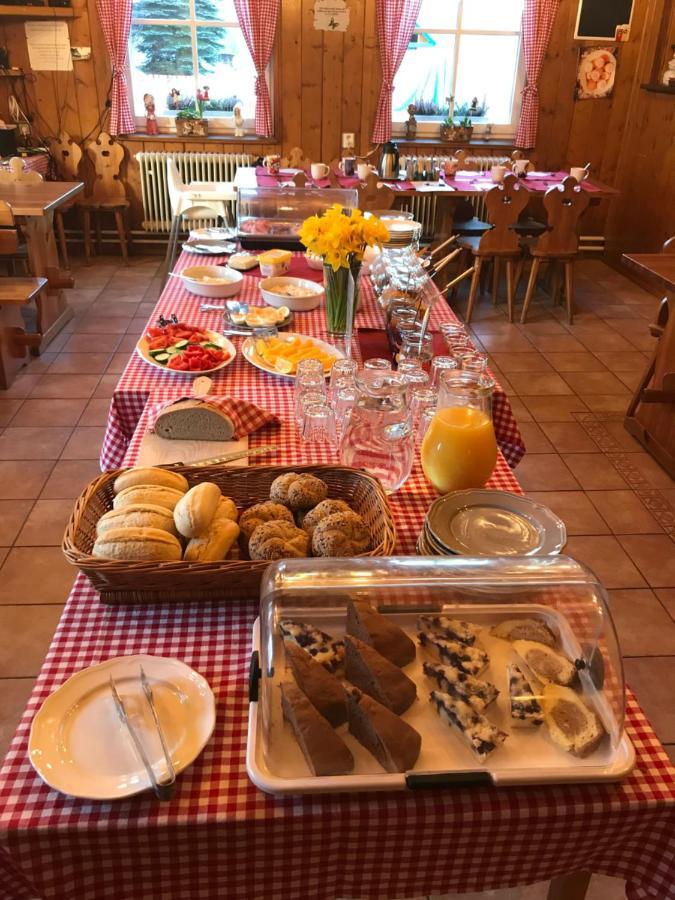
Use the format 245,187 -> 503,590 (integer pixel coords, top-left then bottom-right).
304,251 -> 324,271
259,276 -> 324,312
180,265 -> 243,298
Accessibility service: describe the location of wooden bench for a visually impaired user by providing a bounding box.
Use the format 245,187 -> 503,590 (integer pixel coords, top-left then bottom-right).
0,277 -> 45,388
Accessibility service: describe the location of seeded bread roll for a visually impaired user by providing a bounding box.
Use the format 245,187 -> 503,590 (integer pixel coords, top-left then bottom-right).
346,686 -> 421,773
312,510 -> 370,557
183,518 -> 240,562
248,521 -> 309,560
113,466 -> 188,496
270,472 -> 328,510
174,482 -> 221,538
284,639 -> 347,726
92,526 -> 182,562
300,499 -> 351,538
280,682 -> 354,777
346,598 -> 416,667
113,484 -> 185,513
239,501 -> 294,547
96,503 -> 179,538
213,496 -> 238,523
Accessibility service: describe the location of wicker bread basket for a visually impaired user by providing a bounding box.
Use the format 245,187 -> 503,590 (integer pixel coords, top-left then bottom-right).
63,463 -> 396,605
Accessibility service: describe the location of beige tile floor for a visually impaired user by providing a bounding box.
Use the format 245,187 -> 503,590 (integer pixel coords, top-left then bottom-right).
1,255 -> 673,900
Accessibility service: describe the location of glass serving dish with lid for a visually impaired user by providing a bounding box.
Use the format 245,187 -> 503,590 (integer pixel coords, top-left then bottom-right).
237,187 -> 359,250
246,556 -> 634,794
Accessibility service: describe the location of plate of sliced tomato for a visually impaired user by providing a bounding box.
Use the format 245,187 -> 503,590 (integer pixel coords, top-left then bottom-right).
136,321 -> 236,375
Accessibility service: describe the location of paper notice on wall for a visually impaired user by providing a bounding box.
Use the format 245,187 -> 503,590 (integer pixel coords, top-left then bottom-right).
313,0 -> 350,31
24,22 -> 73,71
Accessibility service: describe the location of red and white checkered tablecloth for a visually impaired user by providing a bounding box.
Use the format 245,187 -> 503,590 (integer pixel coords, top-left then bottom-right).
100,251 -> 526,472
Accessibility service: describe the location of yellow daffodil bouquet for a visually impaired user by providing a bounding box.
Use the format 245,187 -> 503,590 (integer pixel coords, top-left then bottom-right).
299,204 -> 389,336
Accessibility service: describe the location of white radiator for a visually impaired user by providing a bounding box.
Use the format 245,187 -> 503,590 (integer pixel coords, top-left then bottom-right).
403,154 -> 509,239
136,151 -> 253,232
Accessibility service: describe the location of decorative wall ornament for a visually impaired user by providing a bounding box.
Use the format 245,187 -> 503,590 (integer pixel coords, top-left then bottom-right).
576,46 -> 618,99
313,0 -> 350,32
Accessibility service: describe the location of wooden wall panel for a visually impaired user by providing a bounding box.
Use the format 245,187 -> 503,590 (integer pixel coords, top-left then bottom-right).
0,0 -> 671,249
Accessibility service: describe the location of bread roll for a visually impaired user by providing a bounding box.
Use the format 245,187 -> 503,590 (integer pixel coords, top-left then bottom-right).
96,503 -> 179,538
173,482 -> 221,538
113,466 -> 188,496
213,496 -> 238,523
113,484 -> 185,512
92,527 -> 182,561
184,518 -> 240,562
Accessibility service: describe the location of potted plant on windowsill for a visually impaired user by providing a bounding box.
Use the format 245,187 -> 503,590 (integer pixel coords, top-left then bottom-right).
175,96 -> 209,137
440,115 -> 474,143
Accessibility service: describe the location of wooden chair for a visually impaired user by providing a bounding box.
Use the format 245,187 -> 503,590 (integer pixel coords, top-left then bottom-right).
357,171 -> 395,213
519,176 -> 590,325
0,156 -> 43,186
451,174 -> 529,323
48,132 -> 83,269
0,276 -> 45,388
81,133 -> 130,265
280,146 -> 308,169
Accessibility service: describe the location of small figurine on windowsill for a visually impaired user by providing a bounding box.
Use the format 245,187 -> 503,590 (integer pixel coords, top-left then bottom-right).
662,46 -> 675,86
144,93 -> 159,135
169,88 -> 181,110
233,104 -> 245,137
405,103 -> 417,140
197,85 -> 210,103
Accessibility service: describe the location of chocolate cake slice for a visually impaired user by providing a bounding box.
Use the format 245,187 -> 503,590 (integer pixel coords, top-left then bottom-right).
346,687 -> 421,773
280,682 -> 353,776
344,635 -> 417,714
346,598 -> 416,667
284,639 -> 347,727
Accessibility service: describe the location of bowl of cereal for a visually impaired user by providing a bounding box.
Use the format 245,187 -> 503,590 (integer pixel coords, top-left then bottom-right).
259,276 -> 324,312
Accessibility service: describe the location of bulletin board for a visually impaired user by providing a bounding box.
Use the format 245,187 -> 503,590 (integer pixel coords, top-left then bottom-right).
574,0 -> 634,40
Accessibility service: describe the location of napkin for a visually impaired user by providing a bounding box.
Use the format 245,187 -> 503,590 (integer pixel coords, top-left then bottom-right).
148,396 -> 281,439
357,328 -> 445,364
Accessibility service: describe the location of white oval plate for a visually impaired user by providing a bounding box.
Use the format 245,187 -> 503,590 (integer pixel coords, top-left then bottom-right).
29,654 -> 216,800
182,239 -> 237,255
241,332 -> 344,379
136,328 -> 236,376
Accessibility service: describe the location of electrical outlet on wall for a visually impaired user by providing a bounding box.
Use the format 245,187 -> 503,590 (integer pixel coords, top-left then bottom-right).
342,132 -> 355,149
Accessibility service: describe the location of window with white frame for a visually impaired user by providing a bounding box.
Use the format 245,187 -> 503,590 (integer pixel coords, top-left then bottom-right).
128,0 -> 260,130
392,0 -> 525,137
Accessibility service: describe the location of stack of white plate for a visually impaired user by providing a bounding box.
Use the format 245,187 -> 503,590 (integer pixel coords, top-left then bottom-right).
382,219 -> 423,248
417,490 -> 566,558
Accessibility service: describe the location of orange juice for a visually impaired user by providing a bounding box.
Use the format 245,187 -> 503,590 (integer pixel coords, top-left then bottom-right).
421,406 -> 498,494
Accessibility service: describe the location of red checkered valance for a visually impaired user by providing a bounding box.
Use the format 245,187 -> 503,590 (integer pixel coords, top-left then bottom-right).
234,0 -> 280,138
515,0 -> 560,149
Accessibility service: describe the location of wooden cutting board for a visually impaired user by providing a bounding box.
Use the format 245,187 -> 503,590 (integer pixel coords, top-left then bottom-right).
136,433 -> 249,467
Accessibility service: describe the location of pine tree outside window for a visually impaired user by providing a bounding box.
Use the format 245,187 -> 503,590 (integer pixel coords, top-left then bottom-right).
128,0 -> 264,132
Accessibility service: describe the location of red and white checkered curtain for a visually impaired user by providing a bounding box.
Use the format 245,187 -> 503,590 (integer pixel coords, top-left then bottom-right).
96,0 -> 135,135
515,0 -> 560,149
371,0 -> 422,144
234,0 -> 280,138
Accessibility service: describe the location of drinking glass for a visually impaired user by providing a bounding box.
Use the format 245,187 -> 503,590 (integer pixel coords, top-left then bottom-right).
297,358 -> 326,380
330,358 -> 358,394
398,360 -> 424,376
294,379 -> 325,426
439,322 -> 467,345
399,333 -> 434,367
458,351 -> 489,374
334,384 -> 358,432
416,406 -> 436,443
430,355 -> 460,388
301,402 -> 338,449
363,357 -> 391,371
409,386 -> 438,429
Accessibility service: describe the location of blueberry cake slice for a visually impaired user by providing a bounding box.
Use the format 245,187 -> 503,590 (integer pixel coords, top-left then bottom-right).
279,620 -> 344,674
423,661 -> 498,712
430,690 -> 507,762
418,631 -> 489,676
417,614 -> 480,646
508,664 -> 543,728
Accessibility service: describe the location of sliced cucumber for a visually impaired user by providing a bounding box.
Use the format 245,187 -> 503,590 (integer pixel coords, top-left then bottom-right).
148,348 -> 166,358
173,339 -> 189,350
202,341 -> 221,349
154,352 -> 170,363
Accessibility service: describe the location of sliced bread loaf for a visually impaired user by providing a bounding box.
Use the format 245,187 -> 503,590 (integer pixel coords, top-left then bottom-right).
541,684 -> 605,756
284,639 -> 347,726
154,400 -> 235,441
346,599 -> 416,667
344,635 -> 416,714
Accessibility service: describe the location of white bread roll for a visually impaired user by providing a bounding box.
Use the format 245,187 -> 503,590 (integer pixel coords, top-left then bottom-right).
92,527 -> 182,561
154,400 -> 235,441
184,518 -> 240,562
174,481 -> 221,538
113,484 -> 185,512
113,466 -> 188,496
97,503 -> 179,537
213,496 -> 238,523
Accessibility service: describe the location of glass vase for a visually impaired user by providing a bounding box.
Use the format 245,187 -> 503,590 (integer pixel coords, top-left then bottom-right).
323,261 -> 361,337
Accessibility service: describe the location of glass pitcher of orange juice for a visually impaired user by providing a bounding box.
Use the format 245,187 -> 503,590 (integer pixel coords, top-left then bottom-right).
421,372 -> 498,494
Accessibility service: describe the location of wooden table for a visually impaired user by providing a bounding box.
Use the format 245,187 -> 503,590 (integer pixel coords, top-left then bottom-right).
0,181 -> 84,348
623,252 -> 675,476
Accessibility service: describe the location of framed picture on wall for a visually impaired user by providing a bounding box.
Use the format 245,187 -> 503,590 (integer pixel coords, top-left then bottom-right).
574,0 -> 634,41
576,46 -> 618,99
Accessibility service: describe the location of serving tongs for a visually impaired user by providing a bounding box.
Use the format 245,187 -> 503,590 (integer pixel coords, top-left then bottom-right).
109,671 -> 176,801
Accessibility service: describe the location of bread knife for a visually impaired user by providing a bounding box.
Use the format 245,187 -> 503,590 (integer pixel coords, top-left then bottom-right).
185,444 -> 278,468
